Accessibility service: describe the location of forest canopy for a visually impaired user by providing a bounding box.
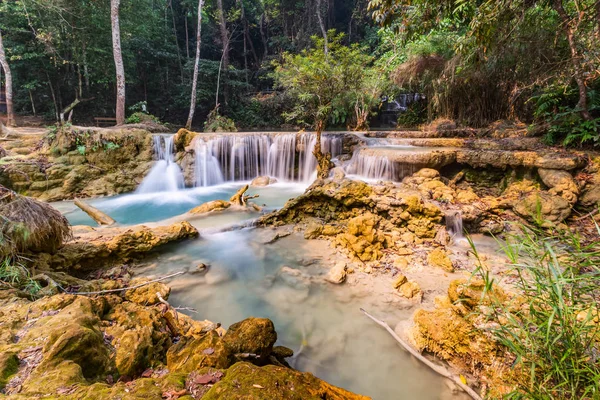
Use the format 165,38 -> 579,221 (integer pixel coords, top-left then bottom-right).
0,0 -> 598,145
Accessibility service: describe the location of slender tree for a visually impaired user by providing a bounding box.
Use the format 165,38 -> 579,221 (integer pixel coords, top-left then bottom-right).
316,0 -> 328,55
186,0 -> 204,130
111,0 -> 125,125
0,31 -> 15,127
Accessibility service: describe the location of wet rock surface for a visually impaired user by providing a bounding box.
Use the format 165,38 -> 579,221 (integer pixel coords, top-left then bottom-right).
0,126 -> 155,201
0,283 -> 367,399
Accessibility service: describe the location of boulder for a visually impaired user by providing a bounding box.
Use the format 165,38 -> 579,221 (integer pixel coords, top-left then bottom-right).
513,191 -> 571,226
250,176 -> 278,187
174,128 -> 199,151
223,318 -> 278,363
167,330 -> 233,372
538,168 -> 579,204
325,263 -> 347,284
427,248 -> 454,272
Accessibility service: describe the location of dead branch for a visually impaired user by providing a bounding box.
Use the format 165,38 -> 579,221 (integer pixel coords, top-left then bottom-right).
73,271 -> 185,295
229,184 -> 250,206
74,199 -> 116,226
360,308 -> 483,400
157,291 -> 181,336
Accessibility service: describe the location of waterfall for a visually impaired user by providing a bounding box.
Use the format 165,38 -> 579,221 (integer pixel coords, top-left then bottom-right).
445,210 -> 464,238
137,135 -> 185,193
195,140 -> 225,187
194,133 -> 343,186
345,148 -> 418,182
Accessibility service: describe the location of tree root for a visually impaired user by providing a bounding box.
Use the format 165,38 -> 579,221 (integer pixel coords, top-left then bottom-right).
360,308 -> 483,400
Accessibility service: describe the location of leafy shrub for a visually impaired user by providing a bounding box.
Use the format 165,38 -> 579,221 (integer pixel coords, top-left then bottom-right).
125,112 -> 160,125
396,101 -> 427,128
204,106 -> 237,132
532,85 -> 600,147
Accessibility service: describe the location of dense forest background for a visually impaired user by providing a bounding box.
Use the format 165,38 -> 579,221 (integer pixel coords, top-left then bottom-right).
0,0 -> 599,144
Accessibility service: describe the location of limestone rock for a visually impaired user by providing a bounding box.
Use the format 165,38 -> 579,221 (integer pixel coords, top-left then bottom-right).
326,263 -> 347,284
392,274 -> 408,289
331,167 -> 346,181
189,200 -> 231,214
38,221 -> 199,272
167,330 -> 233,372
304,220 -> 323,239
538,168 -> 579,204
448,278 -> 506,309
223,318 -> 278,362
202,361 -> 369,400
336,213 -> 386,261
513,191 -> 571,226
174,128 -> 199,151
124,281 -> 171,305
398,280 -> 422,299
427,248 -> 454,272
250,176 -> 278,187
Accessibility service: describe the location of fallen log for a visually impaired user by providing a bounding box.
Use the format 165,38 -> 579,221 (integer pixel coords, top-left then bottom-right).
74,199 -> 116,226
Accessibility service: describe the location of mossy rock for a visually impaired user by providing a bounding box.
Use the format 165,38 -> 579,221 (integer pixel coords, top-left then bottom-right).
223,318 -> 277,363
202,362 -> 369,400
167,331 -> 233,373
0,352 -> 18,390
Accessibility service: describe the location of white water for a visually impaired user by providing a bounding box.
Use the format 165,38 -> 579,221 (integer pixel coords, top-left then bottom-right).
137,135 -> 185,193
194,133 -> 343,186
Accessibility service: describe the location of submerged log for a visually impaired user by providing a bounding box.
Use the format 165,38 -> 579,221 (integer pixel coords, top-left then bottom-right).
229,184 -> 250,206
74,199 -> 116,226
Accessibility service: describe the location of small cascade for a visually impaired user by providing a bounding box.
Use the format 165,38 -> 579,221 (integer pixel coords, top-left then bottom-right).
345,148 -> 419,182
137,135 -> 185,193
195,140 -> 225,187
346,152 -> 397,181
193,132 -> 344,186
445,210 -> 464,239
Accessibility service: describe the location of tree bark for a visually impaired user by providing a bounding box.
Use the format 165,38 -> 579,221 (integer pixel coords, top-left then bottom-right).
553,0 -> 591,120
186,0 -> 204,130
0,31 -> 16,127
259,13 -> 268,61
216,0 -> 229,70
74,199 -> 116,226
313,120 -> 332,179
111,0 -> 126,125
169,1 -> 184,83
315,0 -> 328,55
216,0 -> 229,105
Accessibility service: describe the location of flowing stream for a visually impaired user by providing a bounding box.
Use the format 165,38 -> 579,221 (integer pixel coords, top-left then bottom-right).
53,131 -> 478,399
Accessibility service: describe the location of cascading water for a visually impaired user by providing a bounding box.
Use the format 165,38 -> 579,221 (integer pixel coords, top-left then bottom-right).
345,149 -> 418,182
445,210 -> 464,238
137,135 -> 185,193
194,133 -> 343,186
195,140 -> 225,187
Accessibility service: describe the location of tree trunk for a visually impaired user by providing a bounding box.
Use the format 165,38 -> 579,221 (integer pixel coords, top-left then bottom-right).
170,1 -> 184,83
315,0 -> 328,55
216,0 -> 229,105
216,0 -> 229,70
0,31 -> 16,127
259,13 -> 268,61
186,0 -> 204,130
111,0 -> 126,125
553,0 -> 591,120
184,10 -> 190,59
313,120 -> 332,179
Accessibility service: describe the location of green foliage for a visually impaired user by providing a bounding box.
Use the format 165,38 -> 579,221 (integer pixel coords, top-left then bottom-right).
125,112 -> 161,125
204,106 -> 237,132
533,86 -> 600,147
0,258 -> 42,296
396,101 -> 427,128
471,226 -> 600,399
273,31 -> 383,130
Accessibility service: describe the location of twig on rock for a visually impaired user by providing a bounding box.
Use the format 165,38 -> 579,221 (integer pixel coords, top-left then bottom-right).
360,308 -> 483,400
157,291 -> 181,337
73,271 -> 185,295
